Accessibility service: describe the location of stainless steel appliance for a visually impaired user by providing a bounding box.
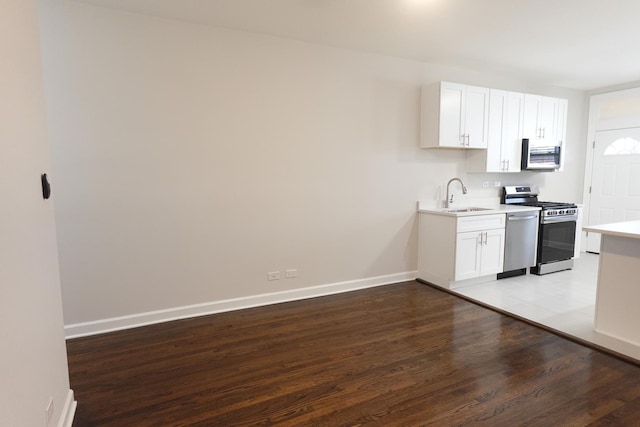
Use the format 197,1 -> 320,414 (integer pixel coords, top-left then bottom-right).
521,139 -> 561,171
498,210 -> 540,279
502,185 -> 577,275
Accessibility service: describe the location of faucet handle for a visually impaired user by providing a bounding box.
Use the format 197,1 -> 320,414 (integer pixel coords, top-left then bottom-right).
449,194 -> 454,203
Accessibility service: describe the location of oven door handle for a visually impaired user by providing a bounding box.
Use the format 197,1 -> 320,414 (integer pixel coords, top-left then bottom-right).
541,216 -> 578,224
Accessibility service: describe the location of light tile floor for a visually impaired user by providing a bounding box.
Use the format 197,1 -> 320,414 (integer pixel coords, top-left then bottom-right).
452,253 -> 640,361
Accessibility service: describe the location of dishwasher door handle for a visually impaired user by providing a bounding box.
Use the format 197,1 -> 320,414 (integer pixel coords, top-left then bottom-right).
507,215 -> 538,221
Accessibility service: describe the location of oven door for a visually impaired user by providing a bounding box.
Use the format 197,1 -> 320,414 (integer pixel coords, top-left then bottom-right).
538,219 -> 576,264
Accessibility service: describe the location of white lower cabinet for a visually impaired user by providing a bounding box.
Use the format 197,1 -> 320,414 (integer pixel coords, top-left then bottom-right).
455,228 -> 505,280
418,212 -> 506,289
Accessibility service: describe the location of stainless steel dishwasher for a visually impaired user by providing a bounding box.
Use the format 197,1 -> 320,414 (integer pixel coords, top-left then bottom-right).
497,211 -> 540,279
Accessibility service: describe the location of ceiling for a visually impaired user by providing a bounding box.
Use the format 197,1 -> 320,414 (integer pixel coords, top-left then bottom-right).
74,0 -> 640,91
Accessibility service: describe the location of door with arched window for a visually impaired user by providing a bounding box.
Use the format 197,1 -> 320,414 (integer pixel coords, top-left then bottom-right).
586,128 -> 640,252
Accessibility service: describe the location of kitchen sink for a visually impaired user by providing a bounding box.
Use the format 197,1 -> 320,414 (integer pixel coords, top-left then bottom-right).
442,207 -> 493,213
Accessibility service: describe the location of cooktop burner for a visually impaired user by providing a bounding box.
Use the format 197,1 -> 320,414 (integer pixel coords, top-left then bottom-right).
516,201 -> 577,209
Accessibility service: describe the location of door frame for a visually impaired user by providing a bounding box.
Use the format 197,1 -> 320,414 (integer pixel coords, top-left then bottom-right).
582,86 -> 640,251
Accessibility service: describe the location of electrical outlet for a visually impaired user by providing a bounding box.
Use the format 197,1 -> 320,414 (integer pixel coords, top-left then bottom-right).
494,181 -> 502,187
285,269 -> 297,279
483,181 -> 490,188
45,397 -> 54,426
267,271 -> 280,281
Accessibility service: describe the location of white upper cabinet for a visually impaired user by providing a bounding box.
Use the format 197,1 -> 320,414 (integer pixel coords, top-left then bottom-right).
556,98 -> 568,171
421,82 -> 489,149
423,81 -> 568,172
523,94 -> 561,144
464,85 -> 491,148
503,91 -> 526,171
556,98 -> 568,146
468,90 -> 524,173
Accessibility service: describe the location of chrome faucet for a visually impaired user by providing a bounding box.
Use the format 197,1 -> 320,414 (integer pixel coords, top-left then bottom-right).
446,178 -> 468,207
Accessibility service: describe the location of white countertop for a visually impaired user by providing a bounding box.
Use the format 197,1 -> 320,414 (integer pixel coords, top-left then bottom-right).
418,203 -> 541,217
583,220 -> 640,239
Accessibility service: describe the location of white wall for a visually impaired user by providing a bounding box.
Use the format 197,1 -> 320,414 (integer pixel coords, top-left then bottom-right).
0,1 -> 74,425
39,1 -> 587,332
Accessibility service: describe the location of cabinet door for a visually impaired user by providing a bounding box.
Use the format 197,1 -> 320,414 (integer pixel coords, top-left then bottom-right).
480,228 -> 505,275
468,90 -> 520,172
440,82 -> 466,147
464,85 -> 490,148
503,91 -> 524,172
522,94 -> 541,140
539,96 -> 559,144
485,89 -> 507,172
455,231 -> 482,280
556,98 -> 568,146
555,98 -> 567,171
523,95 -> 561,144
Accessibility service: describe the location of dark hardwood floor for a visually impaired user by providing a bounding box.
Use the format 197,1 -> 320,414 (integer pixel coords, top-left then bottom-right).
67,281 -> 640,426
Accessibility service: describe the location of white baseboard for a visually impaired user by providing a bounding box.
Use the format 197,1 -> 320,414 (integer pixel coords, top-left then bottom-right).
57,390 -> 76,427
65,271 -> 417,339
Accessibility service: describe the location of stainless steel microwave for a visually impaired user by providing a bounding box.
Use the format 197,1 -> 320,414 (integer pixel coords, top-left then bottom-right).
521,139 -> 561,171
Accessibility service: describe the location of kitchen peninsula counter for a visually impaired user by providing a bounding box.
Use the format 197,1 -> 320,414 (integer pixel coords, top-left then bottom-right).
583,220 -> 640,239
583,220 -> 640,346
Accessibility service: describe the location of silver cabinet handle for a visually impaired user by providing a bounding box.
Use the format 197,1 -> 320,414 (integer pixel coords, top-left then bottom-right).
460,134 -> 465,146
506,159 -> 510,170
542,128 -> 546,139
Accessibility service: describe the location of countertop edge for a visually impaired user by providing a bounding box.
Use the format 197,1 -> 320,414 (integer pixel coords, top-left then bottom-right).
583,220 -> 640,240
418,205 -> 541,217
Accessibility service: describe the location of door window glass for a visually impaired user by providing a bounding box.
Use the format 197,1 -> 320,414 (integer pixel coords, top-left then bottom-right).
604,137 -> 640,155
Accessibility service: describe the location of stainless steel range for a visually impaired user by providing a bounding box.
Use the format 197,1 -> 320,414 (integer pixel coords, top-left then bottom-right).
502,185 -> 578,275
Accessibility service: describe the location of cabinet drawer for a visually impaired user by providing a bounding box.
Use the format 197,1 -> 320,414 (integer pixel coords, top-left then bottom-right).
457,214 -> 505,233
